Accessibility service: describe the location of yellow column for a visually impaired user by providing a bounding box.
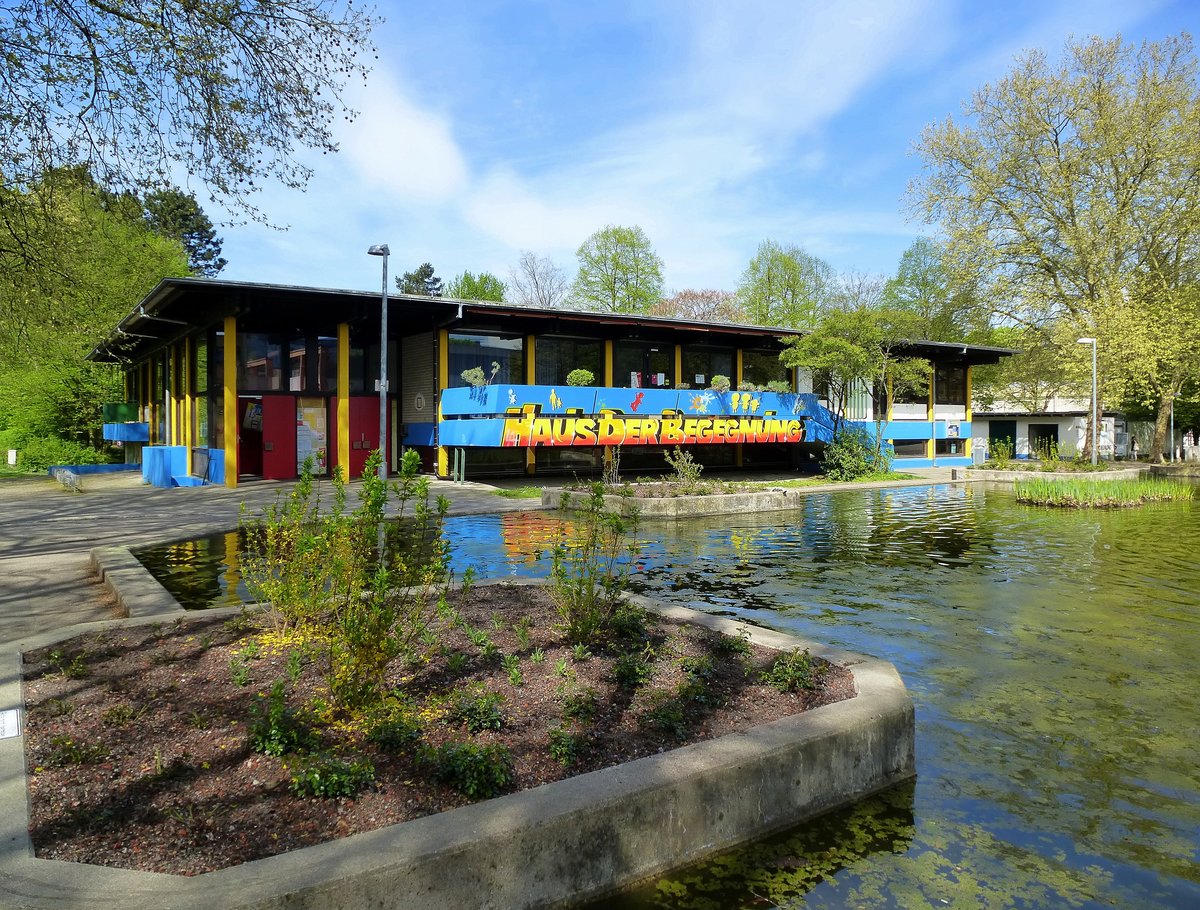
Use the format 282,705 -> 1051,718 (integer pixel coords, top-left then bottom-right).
223,317 -> 238,488
436,328 -> 449,478
337,323 -> 350,477
604,339 -> 614,386
927,366 -> 935,460
674,345 -> 682,388
183,338 -> 193,474
735,349 -> 744,388
735,348 -> 745,467
964,366 -> 973,460
525,335 -> 536,476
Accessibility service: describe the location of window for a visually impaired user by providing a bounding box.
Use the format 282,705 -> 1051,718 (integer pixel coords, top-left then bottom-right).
448,333 -> 524,388
934,365 -> 966,405
935,439 -> 965,456
743,349 -> 789,389
535,336 -> 603,386
239,333 -> 283,391
891,439 -> 928,458
681,345 -> 734,389
316,336 -> 338,392
614,341 -> 673,388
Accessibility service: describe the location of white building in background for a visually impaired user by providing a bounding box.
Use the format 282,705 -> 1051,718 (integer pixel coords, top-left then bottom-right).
972,397 -> 1128,461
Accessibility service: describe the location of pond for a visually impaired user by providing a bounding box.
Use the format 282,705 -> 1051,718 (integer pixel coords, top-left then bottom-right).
134,484 -> 1200,908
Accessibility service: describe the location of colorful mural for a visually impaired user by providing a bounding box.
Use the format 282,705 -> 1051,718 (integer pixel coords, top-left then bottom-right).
439,385 -> 819,448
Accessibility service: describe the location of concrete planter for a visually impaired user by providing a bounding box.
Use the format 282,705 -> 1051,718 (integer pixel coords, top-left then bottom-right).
966,466 -> 1148,483
544,487 -> 799,519
0,587 -> 914,910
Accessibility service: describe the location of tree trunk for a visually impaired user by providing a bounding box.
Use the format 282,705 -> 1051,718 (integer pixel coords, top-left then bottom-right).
1151,393 -> 1174,462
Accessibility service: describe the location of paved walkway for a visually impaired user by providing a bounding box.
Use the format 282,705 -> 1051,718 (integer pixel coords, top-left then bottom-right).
0,472 -> 553,646
0,466 -> 963,647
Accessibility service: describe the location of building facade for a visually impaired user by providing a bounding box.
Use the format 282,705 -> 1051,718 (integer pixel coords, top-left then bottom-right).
90,279 -> 1013,486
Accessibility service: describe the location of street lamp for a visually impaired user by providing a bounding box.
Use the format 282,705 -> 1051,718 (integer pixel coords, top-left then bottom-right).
368,244 -> 390,482
1077,337 -> 1098,465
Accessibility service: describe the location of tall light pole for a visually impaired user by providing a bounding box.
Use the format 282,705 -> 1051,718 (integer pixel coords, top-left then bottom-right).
368,244 -> 390,482
1077,337 -> 1098,465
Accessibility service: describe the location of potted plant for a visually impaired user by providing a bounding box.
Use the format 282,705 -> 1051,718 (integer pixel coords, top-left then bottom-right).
566,369 -> 595,387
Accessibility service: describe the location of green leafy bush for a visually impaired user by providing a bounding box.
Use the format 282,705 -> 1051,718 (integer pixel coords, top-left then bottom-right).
823,427 -> 891,481
613,646 -> 655,690
448,686 -> 505,733
13,435 -> 109,472
287,752 -> 375,798
548,726 -> 581,767
551,483 -> 639,645
566,368 -> 594,387
709,374 -> 731,393
427,742 -> 513,800
761,648 -> 825,693
249,681 -> 319,757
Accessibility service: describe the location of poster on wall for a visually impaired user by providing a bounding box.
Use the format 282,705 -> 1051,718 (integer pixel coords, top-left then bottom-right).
296,398 -> 328,474
242,401 -> 262,431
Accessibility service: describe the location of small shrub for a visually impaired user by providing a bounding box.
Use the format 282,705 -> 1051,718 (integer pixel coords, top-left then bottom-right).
365,702 -> 423,754
46,735 -> 108,766
765,380 -> 792,394
548,726 -> 582,767
638,693 -> 689,739
761,648 -> 824,693
229,656 -> 250,687
15,436 -> 109,473
608,603 -> 649,643
988,437 -> 1014,469
558,684 -> 600,723
249,681 -> 319,757
448,686 -> 505,733
571,643 -> 592,662
461,366 -> 487,387
287,752 -> 375,798
663,446 -> 704,490
566,368 -> 595,387
711,630 -> 752,656
47,648 -> 88,679
101,704 -> 137,727
613,646 -> 654,690
427,742 -> 513,800
709,374 -> 731,393
823,427 -> 889,481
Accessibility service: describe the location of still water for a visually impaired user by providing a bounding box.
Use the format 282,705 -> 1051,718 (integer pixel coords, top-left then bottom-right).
135,484 -> 1200,908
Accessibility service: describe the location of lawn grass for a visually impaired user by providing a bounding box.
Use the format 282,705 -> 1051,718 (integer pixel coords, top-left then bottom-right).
493,486 -> 544,499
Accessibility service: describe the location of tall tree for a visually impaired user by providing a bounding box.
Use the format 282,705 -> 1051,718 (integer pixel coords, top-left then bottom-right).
509,251 -> 568,309
397,263 -> 444,297
143,189 -> 227,277
883,238 -> 983,341
651,289 -> 744,323
571,225 -> 664,314
0,1 -> 377,213
736,240 -> 833,329
911,34 -> 1200,458
780,306 -> 931,460
0,170 -> 189,448
445,270 -> 506,301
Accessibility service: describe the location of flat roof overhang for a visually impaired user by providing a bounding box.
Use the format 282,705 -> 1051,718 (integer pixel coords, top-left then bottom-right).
89,278 -> 1019,366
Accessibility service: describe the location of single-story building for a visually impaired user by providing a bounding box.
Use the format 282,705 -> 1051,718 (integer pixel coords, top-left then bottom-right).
89,278 -> 1014,486
972,397 -> 1129,460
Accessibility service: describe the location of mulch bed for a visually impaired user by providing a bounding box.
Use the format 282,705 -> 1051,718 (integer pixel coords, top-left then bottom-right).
21,585 -> 853,876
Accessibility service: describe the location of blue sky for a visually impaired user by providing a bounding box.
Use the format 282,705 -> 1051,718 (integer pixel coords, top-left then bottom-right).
214,0 -> 1197,297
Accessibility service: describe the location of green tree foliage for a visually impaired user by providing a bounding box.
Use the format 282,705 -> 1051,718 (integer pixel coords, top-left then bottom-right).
397,262 -> 444,297
883,238 -> 983,341
0,0 -> 377,217
911,34 -> 1200,459
781,306 -> 931,464
509,250 -> 569,309
737,240 -> 833,329
143,189 -> 227,276
0,170 -> 188,454
444,270 -> 506,301
968,325 -> 1082,414
571,225 -> 664,314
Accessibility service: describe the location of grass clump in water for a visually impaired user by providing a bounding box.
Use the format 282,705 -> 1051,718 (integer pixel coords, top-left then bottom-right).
1015,477 -> 1194,508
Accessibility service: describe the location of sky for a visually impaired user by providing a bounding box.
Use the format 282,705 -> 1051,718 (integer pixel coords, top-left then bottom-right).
212,0 -> 1198,298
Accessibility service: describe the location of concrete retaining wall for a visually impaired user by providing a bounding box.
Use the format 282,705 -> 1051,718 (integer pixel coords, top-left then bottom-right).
966,466 -> 1147,482
546,487 -> 799,518
89,546 -> 186,619
1,590 -> 914,910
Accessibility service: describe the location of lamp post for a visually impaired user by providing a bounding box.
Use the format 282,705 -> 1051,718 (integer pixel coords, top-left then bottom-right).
368,244 -> 390,482
1076,337 -> 1098,465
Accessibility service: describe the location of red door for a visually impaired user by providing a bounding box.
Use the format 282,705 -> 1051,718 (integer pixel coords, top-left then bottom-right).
260,396 -> 297,480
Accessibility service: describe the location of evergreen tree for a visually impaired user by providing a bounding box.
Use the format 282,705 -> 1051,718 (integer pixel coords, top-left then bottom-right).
144,189 -> 227,276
